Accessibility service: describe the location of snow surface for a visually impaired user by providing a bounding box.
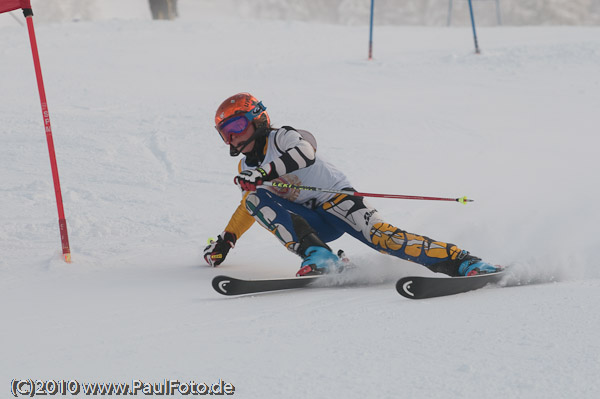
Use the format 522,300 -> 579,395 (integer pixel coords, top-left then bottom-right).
1,1 -> 600,398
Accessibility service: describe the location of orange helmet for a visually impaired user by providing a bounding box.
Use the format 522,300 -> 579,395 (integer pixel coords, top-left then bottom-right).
215,92 -> 270,132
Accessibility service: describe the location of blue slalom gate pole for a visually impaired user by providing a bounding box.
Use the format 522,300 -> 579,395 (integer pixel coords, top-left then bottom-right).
467,0 -> 481,54
368,0 -> 374,60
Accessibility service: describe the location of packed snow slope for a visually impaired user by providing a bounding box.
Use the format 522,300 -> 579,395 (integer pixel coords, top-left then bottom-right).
1,7 -> 599,399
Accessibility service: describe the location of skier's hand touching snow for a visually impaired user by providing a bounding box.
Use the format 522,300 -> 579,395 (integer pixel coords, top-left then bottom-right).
204,232 -> 236,267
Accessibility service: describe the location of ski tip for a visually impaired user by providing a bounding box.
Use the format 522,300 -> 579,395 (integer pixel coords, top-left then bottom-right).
212,275 -> 236,296
396,277 -> 420,299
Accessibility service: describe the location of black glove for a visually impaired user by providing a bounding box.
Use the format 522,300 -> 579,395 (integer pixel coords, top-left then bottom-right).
203,232 -> 237,267
234,168 -> 267,192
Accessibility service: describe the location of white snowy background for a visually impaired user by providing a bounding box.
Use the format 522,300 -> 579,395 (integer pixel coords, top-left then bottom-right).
1,0 -> 599,398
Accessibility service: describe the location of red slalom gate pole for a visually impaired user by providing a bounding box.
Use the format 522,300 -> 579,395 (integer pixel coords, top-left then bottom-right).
23,7 -> 72,262
263,181 -> 474,204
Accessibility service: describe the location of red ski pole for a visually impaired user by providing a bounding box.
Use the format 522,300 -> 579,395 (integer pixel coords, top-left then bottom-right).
263,181 -> 473,204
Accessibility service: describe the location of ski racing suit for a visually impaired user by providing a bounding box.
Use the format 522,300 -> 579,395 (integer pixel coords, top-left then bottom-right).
224,126 -> 469,276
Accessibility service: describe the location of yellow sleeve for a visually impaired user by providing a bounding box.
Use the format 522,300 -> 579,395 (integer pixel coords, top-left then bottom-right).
224,193 -> 255,239
224,159 -> 261,239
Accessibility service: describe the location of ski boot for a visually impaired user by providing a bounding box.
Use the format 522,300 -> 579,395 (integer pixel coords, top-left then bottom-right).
458,256 -> 503,276
290,214 -> 346,277
296,246 -> 345,277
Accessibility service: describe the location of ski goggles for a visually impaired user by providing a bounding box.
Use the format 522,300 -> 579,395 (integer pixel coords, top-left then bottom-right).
216,101 -> 267,144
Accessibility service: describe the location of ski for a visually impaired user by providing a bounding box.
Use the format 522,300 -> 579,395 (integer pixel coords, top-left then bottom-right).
212,274 -> 323,296
396,271 -> 506,299
213,270 -> 507,298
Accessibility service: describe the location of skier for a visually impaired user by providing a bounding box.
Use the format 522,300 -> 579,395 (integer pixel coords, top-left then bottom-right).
204,93 -> 500,277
